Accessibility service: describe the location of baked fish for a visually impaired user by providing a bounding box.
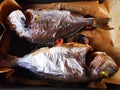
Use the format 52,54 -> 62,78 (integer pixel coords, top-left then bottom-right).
0,43 -> 118,85
6,9 -> 96,45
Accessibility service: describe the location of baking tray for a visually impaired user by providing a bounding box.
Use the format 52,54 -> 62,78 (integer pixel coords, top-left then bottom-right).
0,0 -> 120,90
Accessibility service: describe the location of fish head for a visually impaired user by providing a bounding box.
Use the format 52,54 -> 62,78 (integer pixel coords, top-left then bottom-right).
89,52 -> 118,79
6,10 -> 31,38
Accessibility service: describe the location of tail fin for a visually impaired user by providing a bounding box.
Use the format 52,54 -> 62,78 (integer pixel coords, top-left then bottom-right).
94,18 -> 112,30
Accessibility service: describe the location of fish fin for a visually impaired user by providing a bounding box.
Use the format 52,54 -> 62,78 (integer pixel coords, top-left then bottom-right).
94,18 -> 113,30
54,39 -> 63,46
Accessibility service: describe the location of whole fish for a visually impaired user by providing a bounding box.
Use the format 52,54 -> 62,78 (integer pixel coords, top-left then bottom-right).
6,9 -> 96,45
0,43 -> 118,85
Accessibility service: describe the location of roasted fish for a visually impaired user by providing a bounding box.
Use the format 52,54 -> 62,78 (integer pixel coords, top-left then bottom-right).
0,43 -> 118,85
6,9 -> 96,45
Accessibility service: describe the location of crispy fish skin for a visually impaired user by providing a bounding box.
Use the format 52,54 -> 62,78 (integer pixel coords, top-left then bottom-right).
6,9 -> 94,45
0,43 -> 118,85
16,43 -> 92,83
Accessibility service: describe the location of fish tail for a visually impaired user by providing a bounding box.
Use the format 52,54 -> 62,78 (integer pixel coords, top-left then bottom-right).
94,18 -> 112,30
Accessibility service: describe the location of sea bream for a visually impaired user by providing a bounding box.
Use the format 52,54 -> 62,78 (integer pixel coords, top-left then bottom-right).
6,9 -> 96,45
0,43 -> 118,85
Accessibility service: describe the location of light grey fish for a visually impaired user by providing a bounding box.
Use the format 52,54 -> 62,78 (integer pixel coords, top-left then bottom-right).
0,43 -> 118,85
6,9 -> 110,46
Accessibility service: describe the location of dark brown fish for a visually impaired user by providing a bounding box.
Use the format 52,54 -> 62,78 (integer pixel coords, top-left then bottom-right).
0,43 -> 118,85
6,9 -> 95,45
